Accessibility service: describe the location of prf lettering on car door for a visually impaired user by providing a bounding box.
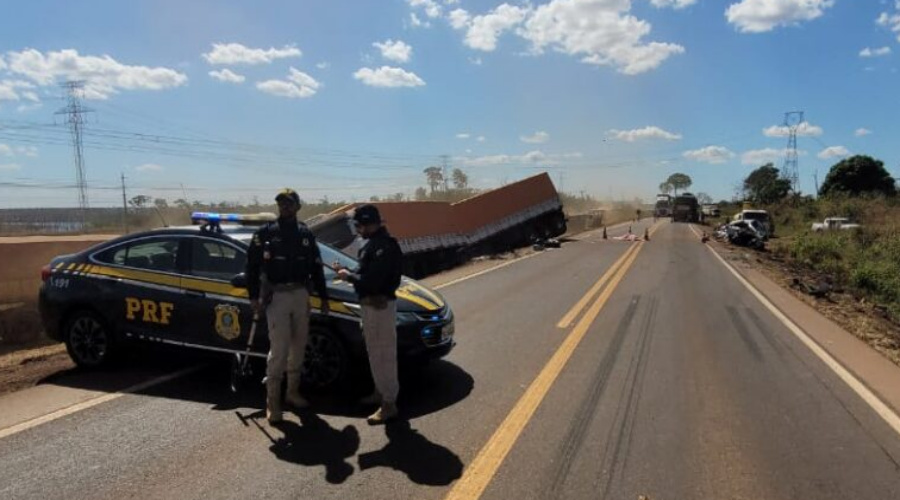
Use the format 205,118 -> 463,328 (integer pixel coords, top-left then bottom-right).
125,297 -> 174,325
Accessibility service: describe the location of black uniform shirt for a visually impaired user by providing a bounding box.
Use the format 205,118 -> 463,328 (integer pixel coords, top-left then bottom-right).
245,218 -> 328,302
346,227 -> 403,299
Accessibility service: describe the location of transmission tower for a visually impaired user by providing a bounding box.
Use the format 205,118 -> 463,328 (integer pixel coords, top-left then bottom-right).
780,110 -> 804,193
56,81 -> 94,226
440,154 -> 450,191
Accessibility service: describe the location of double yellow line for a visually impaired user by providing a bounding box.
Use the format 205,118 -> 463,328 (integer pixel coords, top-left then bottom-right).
444,227 -> 651,500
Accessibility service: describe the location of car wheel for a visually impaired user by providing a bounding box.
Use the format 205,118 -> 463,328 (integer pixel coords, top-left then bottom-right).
64,310 -> 116,368
301,327 -> 349,391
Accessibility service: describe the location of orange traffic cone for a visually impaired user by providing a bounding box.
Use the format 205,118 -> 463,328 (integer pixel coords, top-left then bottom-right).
644,227 -> 650,241
602,226 -> 608,239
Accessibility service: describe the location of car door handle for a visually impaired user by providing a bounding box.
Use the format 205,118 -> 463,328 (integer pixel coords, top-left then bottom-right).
185,290 -> 205,298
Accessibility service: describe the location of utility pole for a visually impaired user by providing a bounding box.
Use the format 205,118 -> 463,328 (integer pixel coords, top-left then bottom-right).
120,172 -> 128,233
440,154 -> 450,191
56,81 -> 94,229
813,169 -> 819,197
780,110 -> 804,193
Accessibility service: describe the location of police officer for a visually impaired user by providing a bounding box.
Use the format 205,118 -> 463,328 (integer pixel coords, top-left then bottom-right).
335,204 -> 403,425
246,188 -> 329,424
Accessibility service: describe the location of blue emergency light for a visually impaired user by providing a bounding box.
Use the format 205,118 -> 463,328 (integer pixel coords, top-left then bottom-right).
190,212 -> 277,226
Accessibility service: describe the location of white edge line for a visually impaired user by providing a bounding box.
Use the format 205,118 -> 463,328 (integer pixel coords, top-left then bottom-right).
704,236 -> 900,437
0,365 -> 202,440
434,252 -> 542,290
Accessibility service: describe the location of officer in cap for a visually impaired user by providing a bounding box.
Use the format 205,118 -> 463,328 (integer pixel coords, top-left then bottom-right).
335,204 -> 403,424
246,188 -> 329,424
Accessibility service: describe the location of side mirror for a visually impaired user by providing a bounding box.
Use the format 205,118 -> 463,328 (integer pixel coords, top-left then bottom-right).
230,273 -> 248,289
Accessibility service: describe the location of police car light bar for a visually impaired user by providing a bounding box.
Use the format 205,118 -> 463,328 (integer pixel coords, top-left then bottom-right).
190,212 -> 277,226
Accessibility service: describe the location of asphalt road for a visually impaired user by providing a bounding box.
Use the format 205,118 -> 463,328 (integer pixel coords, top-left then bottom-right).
3,221 -> 900,500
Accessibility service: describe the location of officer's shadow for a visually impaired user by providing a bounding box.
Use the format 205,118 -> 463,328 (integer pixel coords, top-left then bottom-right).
358,419 -> 463,486
268,411 -> 360,484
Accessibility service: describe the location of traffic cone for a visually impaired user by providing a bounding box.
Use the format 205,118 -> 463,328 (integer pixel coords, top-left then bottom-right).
644,227 -> 650,241
628,225 -> 632,234
602,226 -> 608,239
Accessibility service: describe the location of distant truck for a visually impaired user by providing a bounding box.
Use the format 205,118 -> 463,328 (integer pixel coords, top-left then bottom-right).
812,217 -> 860,232
701,204 -> 721,218
732,209 -> 773,236
672,193 -> 700,223
654,194 -> 672,217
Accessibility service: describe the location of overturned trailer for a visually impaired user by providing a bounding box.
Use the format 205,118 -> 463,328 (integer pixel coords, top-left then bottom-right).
308,173 -> 567,278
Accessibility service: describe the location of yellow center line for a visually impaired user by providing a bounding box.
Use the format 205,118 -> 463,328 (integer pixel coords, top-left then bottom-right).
443,239 -> 645,500
556,242 -> 638,329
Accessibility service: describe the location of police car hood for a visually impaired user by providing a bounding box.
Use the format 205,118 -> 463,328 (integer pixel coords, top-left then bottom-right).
326,277 -> 446,313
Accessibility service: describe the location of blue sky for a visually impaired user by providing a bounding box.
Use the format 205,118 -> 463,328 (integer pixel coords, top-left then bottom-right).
1,0 -> 898,208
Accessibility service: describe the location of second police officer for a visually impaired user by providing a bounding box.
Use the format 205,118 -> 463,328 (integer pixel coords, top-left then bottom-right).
246,188 -> 329,424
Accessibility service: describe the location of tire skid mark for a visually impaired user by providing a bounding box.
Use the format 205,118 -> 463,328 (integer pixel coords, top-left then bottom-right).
595,296 -> 659,500
725,306 -> 763,361
542,296 -> 641,500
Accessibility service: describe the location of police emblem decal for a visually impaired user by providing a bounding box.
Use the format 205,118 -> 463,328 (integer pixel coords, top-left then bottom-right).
215,304 -> 242,340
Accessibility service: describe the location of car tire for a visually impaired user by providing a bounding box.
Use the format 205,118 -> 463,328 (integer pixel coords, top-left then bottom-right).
64,309 -> 117,368
300,326 -> 350,391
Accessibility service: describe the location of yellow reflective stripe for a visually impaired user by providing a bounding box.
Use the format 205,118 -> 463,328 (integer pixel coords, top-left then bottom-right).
180,277 -> 248,298
309,296 -> 353,315
90,265 -> 181,288
67,263 -> 77,270
397,290 -> 440,311
54,262 -> 65,270
408,283 -> 445,308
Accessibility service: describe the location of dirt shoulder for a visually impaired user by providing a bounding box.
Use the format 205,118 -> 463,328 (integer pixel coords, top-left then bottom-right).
0,343 -> 72,397
706,236 -> 900,367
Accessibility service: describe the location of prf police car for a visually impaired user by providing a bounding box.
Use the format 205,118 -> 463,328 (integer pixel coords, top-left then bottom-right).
38,212 -> 455,389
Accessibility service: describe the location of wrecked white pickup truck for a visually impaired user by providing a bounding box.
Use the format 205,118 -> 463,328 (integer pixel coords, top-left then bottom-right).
811,217 -> 861,232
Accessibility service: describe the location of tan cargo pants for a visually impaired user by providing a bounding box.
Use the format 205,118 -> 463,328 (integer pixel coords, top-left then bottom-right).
266,287 -> 310,384
361,298 -> 399,404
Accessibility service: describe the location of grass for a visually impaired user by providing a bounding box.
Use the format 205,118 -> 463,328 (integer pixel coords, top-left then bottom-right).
761,196 -> 900,322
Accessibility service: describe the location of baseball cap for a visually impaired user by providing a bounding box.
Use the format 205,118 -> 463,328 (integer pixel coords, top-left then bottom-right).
275,188 -> 300,204
353,204 -> 382,225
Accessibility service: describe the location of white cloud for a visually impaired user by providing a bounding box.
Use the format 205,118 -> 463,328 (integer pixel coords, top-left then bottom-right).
477,135 -> 486,142
461,150 -> 579,167
373,40 -> 413,63
860,46 -> 892,58
449,8 -> 471,29
520,131 -> 550,144
763,121 -> 823,137
608,126 -> 682,142
726,0 -> 835,34
202,43 -> 301,65
0,55 -> 5,71
316,62 -> 330,70
855,128 -> 872,137
683,146 -> 736,164
465,4 -> 531,51
353,66 -> 425,88
877,5 -> 900,42
16,146 -> 38,157
256,67 -> 321,98
0,163 -> 21,171
818,145 -> 850,160
518,0 -> 685,75
740,147 -> 807,165
4,49 -> 187,100
409,13 -> 431,28
651,0 -> 698,9
408,0 -> 443,18
135,163 -> 164,172
0,144 -> 12,156
456,132 -> 471,139
208,68 -> 246,84
444,0 -> 460,4
0,80 -> 36,101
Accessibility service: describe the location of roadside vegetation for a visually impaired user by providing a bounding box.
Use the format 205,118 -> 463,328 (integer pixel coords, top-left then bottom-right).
724,155 -> 900,324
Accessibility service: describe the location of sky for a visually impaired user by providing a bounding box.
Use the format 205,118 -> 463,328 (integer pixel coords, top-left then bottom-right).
1,0 -> 899,208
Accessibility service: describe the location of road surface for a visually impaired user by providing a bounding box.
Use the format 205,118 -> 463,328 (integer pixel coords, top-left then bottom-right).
2,221 -> 900,500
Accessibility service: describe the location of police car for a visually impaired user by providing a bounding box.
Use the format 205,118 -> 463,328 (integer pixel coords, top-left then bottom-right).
38,212 -> 455,389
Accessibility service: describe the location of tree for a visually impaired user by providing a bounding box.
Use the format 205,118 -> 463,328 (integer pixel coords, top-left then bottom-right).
370,195 -> 381,202
153,198 -> 168,209
743,163 -> 791,205
129,195 -> 151,209
423,166 -> 444,193
696,192 -> 713,204
666,173 -> 692,195
658,182 -> 673,195
819,155 -> 897,197
173,198 -> 191,209
452,168 -> 469,190
414,187 -> 428,201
